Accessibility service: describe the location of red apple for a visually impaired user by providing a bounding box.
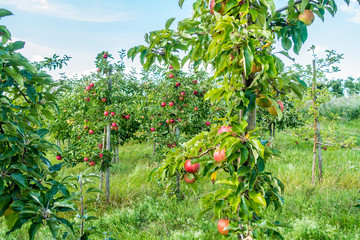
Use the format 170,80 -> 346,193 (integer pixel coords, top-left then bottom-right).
184,160 -> 200,173
161,102 -> 166,107
102,98 -> 107,102
56,155 -> 62,160
158,122 -> 162,126
98,143 -> 103,149
84,157 -> 89,162
192,80 -> 198,84
150,127 -> 155,132
110,112 -> 115,116
89,83 -> 94,88
89,130 -> 94,135
181,91 -> 186,96
214,148 -> 226,162
111,122 -> 117,127
184,174 -> 196,184
99,153 -> 103,158
175,82 -> 181,87
89,161 -> 96,166
84,119 -> 89,122
179,96 -> 184,101
194,107 -> 198,111
97,68 -> 100,72
170,119 -> 175,123
193,90 -> 198,95
104,111 -> 109,116
103,53 -> 108,59
169,102 -> 174,107
125,115 -> 130,120
206,121 -> 211,126
277,101 -> 284,112
217,219 -> 230,235
114,126 -> 119,130
217,126 -> 233,135
166,119 -> 170,124
84,125 -> 88,130
178,118 -> 181,122
86,86 -> 91,91
169,65 -> 174,69
169,73 -> 175,78
299,9 -> 315,26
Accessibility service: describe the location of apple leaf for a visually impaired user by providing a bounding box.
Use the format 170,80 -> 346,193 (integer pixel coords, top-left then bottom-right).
165,17 -> 176,30
0,9 -> 12,18
300,0 -> 309,12
281,37 -> 292,51
249,190 -> 267,207
178,0 -> 185,8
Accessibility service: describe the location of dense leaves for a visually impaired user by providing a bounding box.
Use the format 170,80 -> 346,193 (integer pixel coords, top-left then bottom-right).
0,10 -> 73,239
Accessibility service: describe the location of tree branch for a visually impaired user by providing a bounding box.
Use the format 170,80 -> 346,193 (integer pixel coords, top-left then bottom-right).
15,85 -> 32,103
276,0 -> 303,13
267,79 -> 285,94
188,147 -> 216,160
151,49 -> 165,56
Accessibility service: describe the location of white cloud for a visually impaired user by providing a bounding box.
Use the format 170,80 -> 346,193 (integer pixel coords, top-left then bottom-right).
0,0 -> 133,22
340,0 -> 360,24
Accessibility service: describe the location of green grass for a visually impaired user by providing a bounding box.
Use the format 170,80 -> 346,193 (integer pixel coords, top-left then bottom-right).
1,120 -> 360,240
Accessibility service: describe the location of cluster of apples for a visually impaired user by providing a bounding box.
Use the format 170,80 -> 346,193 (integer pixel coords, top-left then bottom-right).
256,94 -> 284,116
182,126 -> 234,185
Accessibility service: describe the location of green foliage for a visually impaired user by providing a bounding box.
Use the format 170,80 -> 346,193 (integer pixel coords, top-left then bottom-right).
128,0 -> 360,238
0,9 -> 73,239
33,54 -> 72,71
64,170 -> 114,239
320,95 -> 360,121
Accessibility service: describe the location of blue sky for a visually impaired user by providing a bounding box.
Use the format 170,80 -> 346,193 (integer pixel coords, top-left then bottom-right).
1,0 -> 359,80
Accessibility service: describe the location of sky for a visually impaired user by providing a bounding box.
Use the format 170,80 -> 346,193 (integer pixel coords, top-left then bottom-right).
1,0 -> 360,80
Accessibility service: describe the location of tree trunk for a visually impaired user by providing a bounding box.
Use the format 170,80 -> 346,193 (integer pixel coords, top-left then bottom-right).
97,127 -> 107,201
115,143 -> 119,163
105,123 -> 111,204
311,59 -> 322,183
105,70 -> 113,204
316,121 -> 323,181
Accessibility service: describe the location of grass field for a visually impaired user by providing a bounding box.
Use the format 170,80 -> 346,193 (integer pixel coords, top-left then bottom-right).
1,119 -> 359,240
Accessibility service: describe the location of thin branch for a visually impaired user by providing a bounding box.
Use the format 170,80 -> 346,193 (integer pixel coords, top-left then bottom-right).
188,147 -> 216,160
267,79 -> 285,94
276,0 -> 303,13
15,84 -> 46,104
151,49 -> 165,56
15,85 -> 32,103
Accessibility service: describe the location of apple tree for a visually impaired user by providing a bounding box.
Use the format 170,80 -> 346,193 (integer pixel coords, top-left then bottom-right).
139,66 -> 223,158
0,9 -> 75,239
49,51 -> 144,203
129,0 -> 357,238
